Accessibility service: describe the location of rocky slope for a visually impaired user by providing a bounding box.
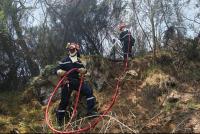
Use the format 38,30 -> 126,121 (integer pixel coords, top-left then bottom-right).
0,54 -> 200,133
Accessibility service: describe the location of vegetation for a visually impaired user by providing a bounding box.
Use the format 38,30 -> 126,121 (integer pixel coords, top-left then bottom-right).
0,0 -> 200,133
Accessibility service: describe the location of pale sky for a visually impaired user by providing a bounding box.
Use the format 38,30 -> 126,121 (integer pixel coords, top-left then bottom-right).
26,0 -> 199,37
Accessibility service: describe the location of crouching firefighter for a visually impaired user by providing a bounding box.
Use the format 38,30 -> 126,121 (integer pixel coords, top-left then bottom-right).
118,23 -> 135,62
55,43 -> 98,126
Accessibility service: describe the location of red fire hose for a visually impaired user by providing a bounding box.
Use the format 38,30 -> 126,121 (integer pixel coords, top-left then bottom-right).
45,33 -> 131,133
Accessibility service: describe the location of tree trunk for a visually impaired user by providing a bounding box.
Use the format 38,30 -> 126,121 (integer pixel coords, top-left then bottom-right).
11,9 -> 39,76
148,0 -> 157,61
0,32 -> 18,90
150,14 -> 157,59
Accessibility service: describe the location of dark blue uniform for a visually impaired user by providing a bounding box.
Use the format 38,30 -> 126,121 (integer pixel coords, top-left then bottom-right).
56,56 -> 96,125
119,30 -> 135,60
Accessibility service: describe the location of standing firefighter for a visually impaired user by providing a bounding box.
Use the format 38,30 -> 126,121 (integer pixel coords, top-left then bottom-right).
56,43 -> 98,126
118,23 -> 135,61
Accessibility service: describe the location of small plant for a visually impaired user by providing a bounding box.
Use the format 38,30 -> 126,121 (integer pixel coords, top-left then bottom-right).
163,101 -> 180,112
156,53 -> 173,66
187,101 -> 200,110
142,65 -> 162,80
0,118 -> 8,127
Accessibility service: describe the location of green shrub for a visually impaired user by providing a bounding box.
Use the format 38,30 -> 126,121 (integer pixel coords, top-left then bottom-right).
184,39 -> 200,61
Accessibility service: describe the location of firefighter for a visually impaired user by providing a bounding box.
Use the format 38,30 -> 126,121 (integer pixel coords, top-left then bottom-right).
56,43 -> 98,126
118,23 -> 135,61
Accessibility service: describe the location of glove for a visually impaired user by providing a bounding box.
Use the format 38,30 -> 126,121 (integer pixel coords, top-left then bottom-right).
57,69 -> 66,77
78,68 -> 87,75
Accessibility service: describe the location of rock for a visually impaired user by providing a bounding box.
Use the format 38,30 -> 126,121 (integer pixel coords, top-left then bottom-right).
41,65 -> 56,77
47,75 -> 59,86
126,70 -> 138,77
38,86 -> 61,105
92,68 -> 107,91
127,70 -> 138,76
85,56 -> 111,91
30,76 -> 48,86
167,90 -> 181,103
26,64 -> 60,105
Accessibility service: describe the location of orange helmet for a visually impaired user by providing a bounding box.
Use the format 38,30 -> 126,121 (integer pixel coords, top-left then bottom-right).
66,42 -> 80,50
75,43 -> 80,50
118,23 -> 126,31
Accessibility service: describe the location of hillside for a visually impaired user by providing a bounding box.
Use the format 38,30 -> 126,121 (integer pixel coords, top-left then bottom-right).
0,53 -> 200,133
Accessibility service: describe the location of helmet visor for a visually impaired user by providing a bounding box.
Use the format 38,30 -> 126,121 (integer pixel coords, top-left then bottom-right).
69,48 -> 76,53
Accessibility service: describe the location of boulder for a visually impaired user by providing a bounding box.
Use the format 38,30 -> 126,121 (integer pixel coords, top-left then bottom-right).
26,64 -> 60,105
84,56 -> 111,91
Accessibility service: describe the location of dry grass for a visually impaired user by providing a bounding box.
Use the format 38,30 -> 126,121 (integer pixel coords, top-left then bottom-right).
1,54 -> 200,133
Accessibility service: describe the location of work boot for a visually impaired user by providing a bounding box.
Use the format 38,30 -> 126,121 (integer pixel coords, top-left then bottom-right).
87,108 -> 100,119
87,111 -> 99,117
56,110 -> 65,127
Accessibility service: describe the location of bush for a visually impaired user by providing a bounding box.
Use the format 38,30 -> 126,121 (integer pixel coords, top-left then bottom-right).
185,40 -> 200,61
156,53 -> 173,66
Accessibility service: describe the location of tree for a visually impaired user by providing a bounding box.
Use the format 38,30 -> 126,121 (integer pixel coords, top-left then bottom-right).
34,0 -> 126,58
0,0 -> 40,90
4,0 -> 40,76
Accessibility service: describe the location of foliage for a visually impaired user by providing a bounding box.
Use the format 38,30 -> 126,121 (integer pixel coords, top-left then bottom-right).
0,11 -> 4,19
0,0 -> 199,91
0,0 -> 40,90
184,39 -> 200,61
187,100 -> 200,110
0,10 -> 6,32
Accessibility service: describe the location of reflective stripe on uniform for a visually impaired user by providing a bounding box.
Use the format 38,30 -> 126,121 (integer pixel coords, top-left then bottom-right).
59,61 -> 71,65
86,97 -> 95,101
120,33 -> 131,40
57,110 -> 65,112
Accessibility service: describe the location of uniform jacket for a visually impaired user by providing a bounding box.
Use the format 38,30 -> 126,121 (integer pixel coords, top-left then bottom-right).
56,56 -> 85,80
119,30 -> 135,52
